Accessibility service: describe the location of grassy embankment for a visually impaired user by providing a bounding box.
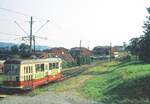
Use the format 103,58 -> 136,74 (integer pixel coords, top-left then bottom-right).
28,59 -> 150,104
81,60 -> 150,104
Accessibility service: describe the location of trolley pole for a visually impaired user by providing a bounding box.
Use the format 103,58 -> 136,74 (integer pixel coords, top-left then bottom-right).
30,16 -> 33,53
33,35 -> 35,53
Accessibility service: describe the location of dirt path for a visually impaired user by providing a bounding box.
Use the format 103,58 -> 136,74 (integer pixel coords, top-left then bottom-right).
0,91 -> 101,104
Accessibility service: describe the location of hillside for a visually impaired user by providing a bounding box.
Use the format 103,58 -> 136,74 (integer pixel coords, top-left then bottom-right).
0,42 -> 14,48
0,42 -> 50,51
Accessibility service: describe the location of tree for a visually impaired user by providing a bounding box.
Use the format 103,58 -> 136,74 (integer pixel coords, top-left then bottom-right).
19,43 -> 31,58
137,8 -> 150,62
129,38 -> 139,54
128,7 -> 150,62
11,45 -> 18,54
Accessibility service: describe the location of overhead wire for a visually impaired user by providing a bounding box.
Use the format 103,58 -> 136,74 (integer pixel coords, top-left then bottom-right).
14,21 -> 29,36
0,7 -> 62,30
0,32 -> 21,36
0,7 -> 64,47
34,20 -> 50,34
0,7 -> 29,17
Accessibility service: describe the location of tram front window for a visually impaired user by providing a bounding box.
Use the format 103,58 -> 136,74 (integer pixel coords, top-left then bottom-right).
4,64 -> 20,75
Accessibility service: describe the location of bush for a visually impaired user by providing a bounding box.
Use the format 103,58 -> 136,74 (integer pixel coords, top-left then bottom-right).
62,61 -> 77,68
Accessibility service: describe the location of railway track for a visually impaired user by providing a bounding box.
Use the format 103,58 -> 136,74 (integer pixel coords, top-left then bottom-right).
56,60 -> 106,82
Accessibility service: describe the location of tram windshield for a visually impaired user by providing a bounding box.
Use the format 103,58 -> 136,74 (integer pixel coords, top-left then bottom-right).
4,64 -> 20,75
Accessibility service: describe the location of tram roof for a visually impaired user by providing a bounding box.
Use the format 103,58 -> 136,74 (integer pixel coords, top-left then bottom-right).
0,60 -> 5,64
4,58 -> 62,64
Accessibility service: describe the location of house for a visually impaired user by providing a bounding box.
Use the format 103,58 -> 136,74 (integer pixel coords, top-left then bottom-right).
43,47 -> 75,63
70,47 -> 92,65
92,46 -> 110,56
70,47 -> 92,57
113,46 -> 124,52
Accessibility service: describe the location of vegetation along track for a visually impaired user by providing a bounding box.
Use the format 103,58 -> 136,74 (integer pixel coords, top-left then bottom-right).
57,61 -> 106,82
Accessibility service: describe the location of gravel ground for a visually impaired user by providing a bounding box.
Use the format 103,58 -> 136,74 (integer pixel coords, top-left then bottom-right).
0,91 -> 102,104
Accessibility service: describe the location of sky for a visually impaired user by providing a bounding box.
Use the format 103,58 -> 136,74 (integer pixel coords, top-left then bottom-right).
0,0 -> 150,49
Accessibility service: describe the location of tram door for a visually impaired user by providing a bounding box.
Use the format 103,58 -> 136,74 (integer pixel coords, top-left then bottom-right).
26,66 -> 33,88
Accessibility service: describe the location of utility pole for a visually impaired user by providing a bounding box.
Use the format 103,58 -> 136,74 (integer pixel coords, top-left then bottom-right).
14,15 -> 49,54
79,40 -> 82,65
30,16 -> 33,53
87,41 -> 90,50
80,40 -> 82,54
109,42 -> 112,62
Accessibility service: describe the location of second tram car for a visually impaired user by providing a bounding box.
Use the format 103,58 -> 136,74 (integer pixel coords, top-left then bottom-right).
2,58 -> 62,90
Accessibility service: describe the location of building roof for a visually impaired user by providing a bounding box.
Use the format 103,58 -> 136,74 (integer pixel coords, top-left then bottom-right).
70,47 -> 92,56
44,47 -> 75,62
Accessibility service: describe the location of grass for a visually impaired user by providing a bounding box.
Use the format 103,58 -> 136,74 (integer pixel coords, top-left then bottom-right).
0,74 -> 5,84
81,60 -> 150,104
29,60 -> 150,104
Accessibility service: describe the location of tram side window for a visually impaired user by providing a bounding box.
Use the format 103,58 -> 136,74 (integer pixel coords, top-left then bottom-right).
24,67 -> 26,74
24,66 -> 33,74
52,63 -> 56,69
49,63 -> 52,70
56,63 -> 59,68
26,67 -> 28,73
29,67 -> 30,73
35,64 -> 45,72
53,63 -> 59,69
41,64 -> 44,71
35,64 -> 40,72
49,63 -> 59,69
51,63 -> 59,69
